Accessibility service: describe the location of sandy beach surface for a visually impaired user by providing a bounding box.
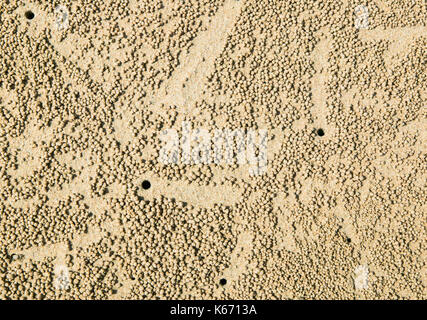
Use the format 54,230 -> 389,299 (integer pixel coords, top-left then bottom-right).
0,0 -> 426,299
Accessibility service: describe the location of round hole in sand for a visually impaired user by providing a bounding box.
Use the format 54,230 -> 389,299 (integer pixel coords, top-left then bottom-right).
25,10 -> 35,20
142,180 -> 151,190
316,128 -> 325,137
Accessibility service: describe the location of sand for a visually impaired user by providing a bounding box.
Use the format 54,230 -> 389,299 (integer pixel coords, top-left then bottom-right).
0,0 -> 426,299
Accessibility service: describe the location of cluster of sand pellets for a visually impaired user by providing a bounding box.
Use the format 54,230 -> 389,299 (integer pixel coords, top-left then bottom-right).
0,0 -> 425,299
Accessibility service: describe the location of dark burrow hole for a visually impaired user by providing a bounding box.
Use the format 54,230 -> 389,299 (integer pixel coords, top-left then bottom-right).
346,237 -> 352,244
142,180 -> 151,190
219,278 -> 227,286
25,10 -> 35,20
316,128 -> 325,137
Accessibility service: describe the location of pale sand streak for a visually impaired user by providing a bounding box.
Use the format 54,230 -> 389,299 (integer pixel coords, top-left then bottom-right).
311,31 -> 332,128
151,0 -> 244,115
359,26 -> 427,69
